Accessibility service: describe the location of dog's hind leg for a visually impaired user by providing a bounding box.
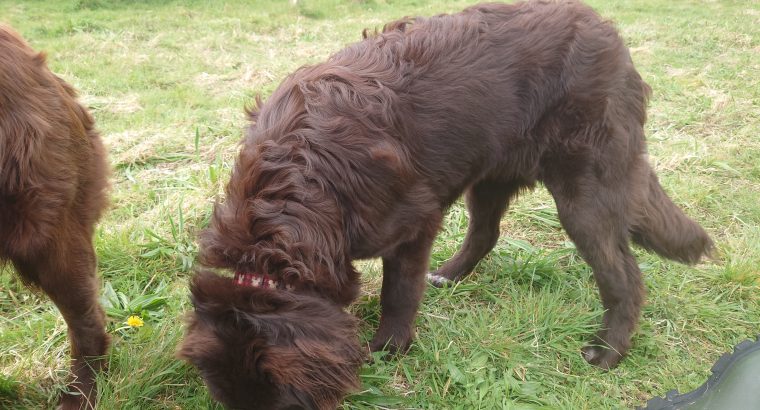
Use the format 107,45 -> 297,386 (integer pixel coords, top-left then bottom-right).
14,223 -> 109,410
630,164 -> 713,264
543,155 -> 644,369
369,212 -> 442,354
428,179 -> 522,286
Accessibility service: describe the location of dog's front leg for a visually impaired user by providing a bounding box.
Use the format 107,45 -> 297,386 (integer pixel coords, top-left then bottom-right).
369,220 -> 440,354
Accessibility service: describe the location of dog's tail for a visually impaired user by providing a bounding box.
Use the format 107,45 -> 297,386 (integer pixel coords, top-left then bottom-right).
630,167 -> 713,264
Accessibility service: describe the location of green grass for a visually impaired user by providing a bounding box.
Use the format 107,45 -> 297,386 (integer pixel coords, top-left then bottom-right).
1,0 -> 758,408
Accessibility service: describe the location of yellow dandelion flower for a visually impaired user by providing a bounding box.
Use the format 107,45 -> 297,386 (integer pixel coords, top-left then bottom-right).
126,315 -> 144,328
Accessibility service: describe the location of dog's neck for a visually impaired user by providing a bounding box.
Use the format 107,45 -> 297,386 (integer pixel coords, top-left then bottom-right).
233,271 -> 295,291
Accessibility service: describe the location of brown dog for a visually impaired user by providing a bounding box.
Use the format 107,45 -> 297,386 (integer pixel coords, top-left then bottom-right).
180,1 -> 713,408
0,25 -> 110,409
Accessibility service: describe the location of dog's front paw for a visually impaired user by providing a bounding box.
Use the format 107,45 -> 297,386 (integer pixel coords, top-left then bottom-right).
581,345 -> 622,370
369,331 -> 413,355
426,272 -> 452,287
57,393 -> 89,410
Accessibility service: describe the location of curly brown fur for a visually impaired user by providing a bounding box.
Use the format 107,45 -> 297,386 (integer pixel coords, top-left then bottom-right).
181,0 -> 713,408
0,25 -> 110,409
179,271 -> 363,410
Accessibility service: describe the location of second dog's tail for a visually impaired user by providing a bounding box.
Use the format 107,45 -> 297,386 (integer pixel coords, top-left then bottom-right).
630,167 -> 713,264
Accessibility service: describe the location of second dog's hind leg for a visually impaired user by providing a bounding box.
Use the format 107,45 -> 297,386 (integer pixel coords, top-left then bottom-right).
543,155 -> 645,370
14,223 -> 110,410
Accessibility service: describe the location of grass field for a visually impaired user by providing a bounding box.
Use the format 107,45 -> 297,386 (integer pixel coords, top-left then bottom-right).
0,0 -> 758,408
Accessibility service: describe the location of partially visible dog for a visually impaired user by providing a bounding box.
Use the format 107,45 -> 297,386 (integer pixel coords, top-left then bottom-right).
0,25 -> 110,409
179,1 -> 713,409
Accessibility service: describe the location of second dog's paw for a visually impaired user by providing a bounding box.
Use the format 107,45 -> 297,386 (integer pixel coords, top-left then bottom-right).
582,345 -> 622,370
426,273 -> 452,287
369,331 -> 413,356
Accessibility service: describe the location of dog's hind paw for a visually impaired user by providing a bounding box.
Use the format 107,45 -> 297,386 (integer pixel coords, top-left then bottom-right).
582,344 -> 622,370
426,273 -> 452,287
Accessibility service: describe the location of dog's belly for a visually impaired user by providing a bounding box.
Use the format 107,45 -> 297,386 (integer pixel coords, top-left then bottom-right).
348,183 -> 443,260
346,161 -> 540,263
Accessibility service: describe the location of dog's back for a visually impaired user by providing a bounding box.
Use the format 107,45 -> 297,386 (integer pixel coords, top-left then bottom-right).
0,25 -> 107,261
298,1 -> 650,213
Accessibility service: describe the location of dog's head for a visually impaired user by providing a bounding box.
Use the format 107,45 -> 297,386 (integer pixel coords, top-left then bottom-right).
178,271 -> 363,410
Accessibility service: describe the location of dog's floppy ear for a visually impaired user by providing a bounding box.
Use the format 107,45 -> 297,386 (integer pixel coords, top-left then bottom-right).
246,289 -> 364,409
185,270 -> 275,320
186,270 -> 236,312
257,310 -> 364,409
